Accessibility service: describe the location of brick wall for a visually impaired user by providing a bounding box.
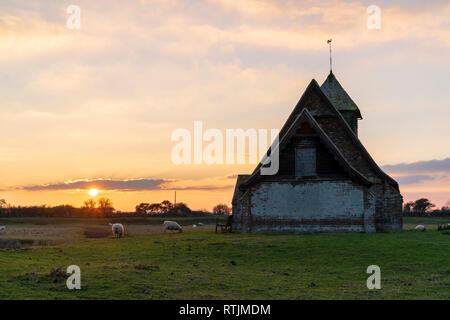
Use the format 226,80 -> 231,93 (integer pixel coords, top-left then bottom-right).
234,180 -> 376,233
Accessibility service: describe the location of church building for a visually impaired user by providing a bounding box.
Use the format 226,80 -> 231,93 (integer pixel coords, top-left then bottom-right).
232,72 -> 403,233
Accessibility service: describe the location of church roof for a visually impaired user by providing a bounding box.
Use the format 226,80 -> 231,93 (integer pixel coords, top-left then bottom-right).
321,71 -> 362,119
240,77 -> 399,191
241,109 -> 371,188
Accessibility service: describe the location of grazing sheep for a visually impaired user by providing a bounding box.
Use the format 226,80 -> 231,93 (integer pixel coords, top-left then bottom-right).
0,226 -> 5,232
193,224 -> 197,228
163,221 -> 183,233
197,222 -> 204,226
415,225 -> 426,232
109,223 -> 124,238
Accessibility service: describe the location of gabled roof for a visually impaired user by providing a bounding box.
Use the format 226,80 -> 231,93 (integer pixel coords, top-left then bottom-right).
321,71 -> 362,119
241,109 -> 371,188
240,76 -> 399,191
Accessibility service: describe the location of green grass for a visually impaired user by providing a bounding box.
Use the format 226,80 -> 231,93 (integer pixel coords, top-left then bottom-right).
0,217 -> 449,300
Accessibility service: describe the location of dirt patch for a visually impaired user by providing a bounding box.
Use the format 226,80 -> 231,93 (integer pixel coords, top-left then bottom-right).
3,225 -> 79,240
48,267 -> 67,283
83,228 -> 110,238
15,266 -> 67,287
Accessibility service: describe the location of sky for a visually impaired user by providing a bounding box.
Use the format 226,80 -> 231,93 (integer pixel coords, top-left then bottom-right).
0,0 -> 449,211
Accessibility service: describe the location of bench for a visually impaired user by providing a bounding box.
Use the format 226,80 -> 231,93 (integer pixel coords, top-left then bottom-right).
215,215 -> 233,233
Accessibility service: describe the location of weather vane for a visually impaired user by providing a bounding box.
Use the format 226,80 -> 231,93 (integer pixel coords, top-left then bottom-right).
327,39 -> 332,73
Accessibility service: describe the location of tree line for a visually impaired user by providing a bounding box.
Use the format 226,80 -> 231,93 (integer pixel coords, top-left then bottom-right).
403,198 -> 450,217
135,201 -> 231,216
0,198 -> 231,218
0,197 -> 116,218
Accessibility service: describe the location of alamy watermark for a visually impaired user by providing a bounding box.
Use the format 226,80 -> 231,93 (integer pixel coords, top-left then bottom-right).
66,265 -> 81,290
66,5 -> 81,30
367,5 -> 381,30
366,265 -> 381,289
171,121 -> 280,175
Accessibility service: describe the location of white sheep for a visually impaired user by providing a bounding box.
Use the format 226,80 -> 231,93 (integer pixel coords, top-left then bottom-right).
163,221 -> 183,233
414,225 -> 426,232
0,226 -> 5,231
197,222 -> 204,226
109,223 -> 124,238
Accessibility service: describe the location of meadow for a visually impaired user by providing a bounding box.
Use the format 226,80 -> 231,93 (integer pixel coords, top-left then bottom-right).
0,216 -> 449,299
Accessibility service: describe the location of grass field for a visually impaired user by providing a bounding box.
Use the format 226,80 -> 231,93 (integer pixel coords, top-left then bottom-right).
0,217 -> 449,299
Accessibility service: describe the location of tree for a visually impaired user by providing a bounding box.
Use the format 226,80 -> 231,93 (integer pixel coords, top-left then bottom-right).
169,202 -> 191,215
441,200 -> 450,212
160,200 -> 173,214
0,199 -> 11,216
148,203 -> 162,214
403,201 -> 414,213
98,198 -> 114,214
213,204 -> 231,215
412,198 -> 435,214
83,199 -> 96,209
136,203 -> 150,214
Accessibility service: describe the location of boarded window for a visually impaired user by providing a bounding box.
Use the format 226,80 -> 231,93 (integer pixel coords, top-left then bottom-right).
295,147 -> 316,176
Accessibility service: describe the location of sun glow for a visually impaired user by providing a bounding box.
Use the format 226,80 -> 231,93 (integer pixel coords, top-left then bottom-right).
88,188 -> 99,197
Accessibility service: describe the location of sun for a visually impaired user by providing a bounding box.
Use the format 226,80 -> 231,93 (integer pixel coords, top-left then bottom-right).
88,188 -> 99,197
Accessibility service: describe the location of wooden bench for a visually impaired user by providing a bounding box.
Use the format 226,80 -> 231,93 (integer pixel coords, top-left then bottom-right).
215,215 -> 233,233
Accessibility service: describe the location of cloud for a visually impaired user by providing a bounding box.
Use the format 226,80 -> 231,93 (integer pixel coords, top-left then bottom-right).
1,0 -> 449,210
18,177 -> 234,192
0,14 -> 108,62
382,158 -> 450,174
204,0 -> 450,50
3,0 -> 450,66
393,175 -> 440,185
22,178 -> 167,191
165,185 -> 233,191
384,158 -> 450,186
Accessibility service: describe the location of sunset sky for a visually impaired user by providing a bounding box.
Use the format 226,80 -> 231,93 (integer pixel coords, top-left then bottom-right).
0,0 -> 449,211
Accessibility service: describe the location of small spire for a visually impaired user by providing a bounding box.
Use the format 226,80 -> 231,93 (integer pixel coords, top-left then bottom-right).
327,39 -> 332,73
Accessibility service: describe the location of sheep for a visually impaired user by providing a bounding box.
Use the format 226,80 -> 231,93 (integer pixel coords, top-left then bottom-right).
197,222 -> 204,226
0,226 -> 5,232
109,223 -> 124,238
163,221 -> 183,233
414,225 -> 426,232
